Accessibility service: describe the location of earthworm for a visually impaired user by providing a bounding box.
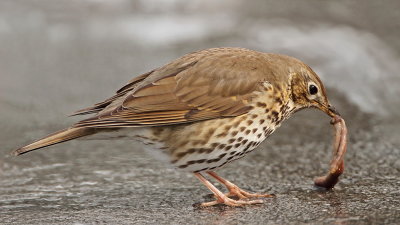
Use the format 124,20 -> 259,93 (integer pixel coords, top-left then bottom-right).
314,115 -> 347,189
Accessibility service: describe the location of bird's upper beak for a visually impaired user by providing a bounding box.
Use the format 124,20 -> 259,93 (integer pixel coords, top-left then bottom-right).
319,103 -> 340,118
312,98 -> 340,118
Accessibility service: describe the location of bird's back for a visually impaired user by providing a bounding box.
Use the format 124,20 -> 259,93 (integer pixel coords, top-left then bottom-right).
13,47 -> 302,158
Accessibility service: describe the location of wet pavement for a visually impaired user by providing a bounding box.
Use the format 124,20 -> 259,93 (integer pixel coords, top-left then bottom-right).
1,0 -> 399,224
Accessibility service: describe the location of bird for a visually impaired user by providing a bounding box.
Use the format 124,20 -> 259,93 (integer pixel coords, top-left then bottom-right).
12,47 -> 341,207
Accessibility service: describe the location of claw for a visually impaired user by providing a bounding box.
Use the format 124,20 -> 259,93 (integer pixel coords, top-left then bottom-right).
200,197 -> 264,207
224,182 -> 274,200
194,172 -> 273,207
207,171 -> 274,199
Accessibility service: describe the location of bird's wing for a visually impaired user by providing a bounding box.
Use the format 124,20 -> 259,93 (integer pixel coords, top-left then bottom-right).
74,49 -> 267,128
70,71 -> 153,116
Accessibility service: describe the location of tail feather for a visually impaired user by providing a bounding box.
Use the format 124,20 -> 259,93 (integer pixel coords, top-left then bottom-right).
12,127 -> 97,156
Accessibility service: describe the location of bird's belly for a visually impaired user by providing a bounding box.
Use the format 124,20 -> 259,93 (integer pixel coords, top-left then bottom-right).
176,136 -> 269,173
83,114 -> 280,173
170,114 -> 277,172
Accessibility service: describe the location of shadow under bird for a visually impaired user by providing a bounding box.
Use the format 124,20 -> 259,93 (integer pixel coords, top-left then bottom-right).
12,47 -> 347,207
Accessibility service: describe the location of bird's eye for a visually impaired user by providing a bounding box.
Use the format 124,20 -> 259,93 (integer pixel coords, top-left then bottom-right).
309,84 -> 318,95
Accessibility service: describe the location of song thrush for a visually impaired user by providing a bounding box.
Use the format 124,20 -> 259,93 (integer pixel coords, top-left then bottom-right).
12,47 -> 346,207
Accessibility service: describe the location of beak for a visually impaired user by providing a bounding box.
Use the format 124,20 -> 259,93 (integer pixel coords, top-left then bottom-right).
324,104 -> 340,117
328,104 -> 340,116
316,101 -> 341,118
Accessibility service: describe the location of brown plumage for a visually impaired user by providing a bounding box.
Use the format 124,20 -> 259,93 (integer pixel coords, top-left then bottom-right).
12,47 -> 347,207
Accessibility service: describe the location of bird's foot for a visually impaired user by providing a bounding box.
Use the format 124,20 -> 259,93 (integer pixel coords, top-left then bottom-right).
207,171 -> 274,200
200,194 -> 264,207
225,183 -> 275,200
194,172 -> 274,207
202,185 -> 274,207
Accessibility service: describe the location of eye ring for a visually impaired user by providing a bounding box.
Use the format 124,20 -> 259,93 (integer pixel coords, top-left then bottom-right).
309,84 -> 318,95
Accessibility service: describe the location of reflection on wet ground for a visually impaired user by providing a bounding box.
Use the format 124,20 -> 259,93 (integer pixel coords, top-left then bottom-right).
1,0 -> 399,224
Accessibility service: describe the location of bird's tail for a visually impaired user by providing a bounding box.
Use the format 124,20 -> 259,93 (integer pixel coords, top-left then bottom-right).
11,127 -> 97,156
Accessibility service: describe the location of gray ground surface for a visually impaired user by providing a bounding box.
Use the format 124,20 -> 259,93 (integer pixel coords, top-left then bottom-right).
1,0 -> 399,224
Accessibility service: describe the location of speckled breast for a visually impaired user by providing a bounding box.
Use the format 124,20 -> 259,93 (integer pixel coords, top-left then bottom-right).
134,93 -> 297,173
168,112 -> 278,172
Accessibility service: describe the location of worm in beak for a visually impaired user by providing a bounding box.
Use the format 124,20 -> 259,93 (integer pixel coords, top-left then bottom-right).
314,105 -> 348,189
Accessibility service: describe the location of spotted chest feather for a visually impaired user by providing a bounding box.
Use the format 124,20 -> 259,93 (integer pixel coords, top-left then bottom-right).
138,84 -> 298,172
171,114 -> 277,172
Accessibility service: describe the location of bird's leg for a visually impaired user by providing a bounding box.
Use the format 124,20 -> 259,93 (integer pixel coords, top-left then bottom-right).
206,171 -> 274,199
194,173 -> 264,207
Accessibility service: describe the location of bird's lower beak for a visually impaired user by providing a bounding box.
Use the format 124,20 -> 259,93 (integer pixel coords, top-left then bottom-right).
322,104 -> 341,117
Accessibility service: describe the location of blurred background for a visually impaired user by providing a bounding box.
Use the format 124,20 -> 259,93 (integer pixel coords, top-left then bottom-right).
0,0 -> 399,224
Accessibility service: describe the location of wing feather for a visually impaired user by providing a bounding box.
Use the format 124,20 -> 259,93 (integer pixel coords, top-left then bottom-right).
74,48 -> 270,128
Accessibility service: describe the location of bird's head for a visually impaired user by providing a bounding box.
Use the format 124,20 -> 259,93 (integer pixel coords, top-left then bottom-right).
289,65 -> 339,118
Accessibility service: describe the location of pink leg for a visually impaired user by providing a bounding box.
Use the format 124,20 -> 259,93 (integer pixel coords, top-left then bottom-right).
207,171 -> 274,199
194,173 -> 264,207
